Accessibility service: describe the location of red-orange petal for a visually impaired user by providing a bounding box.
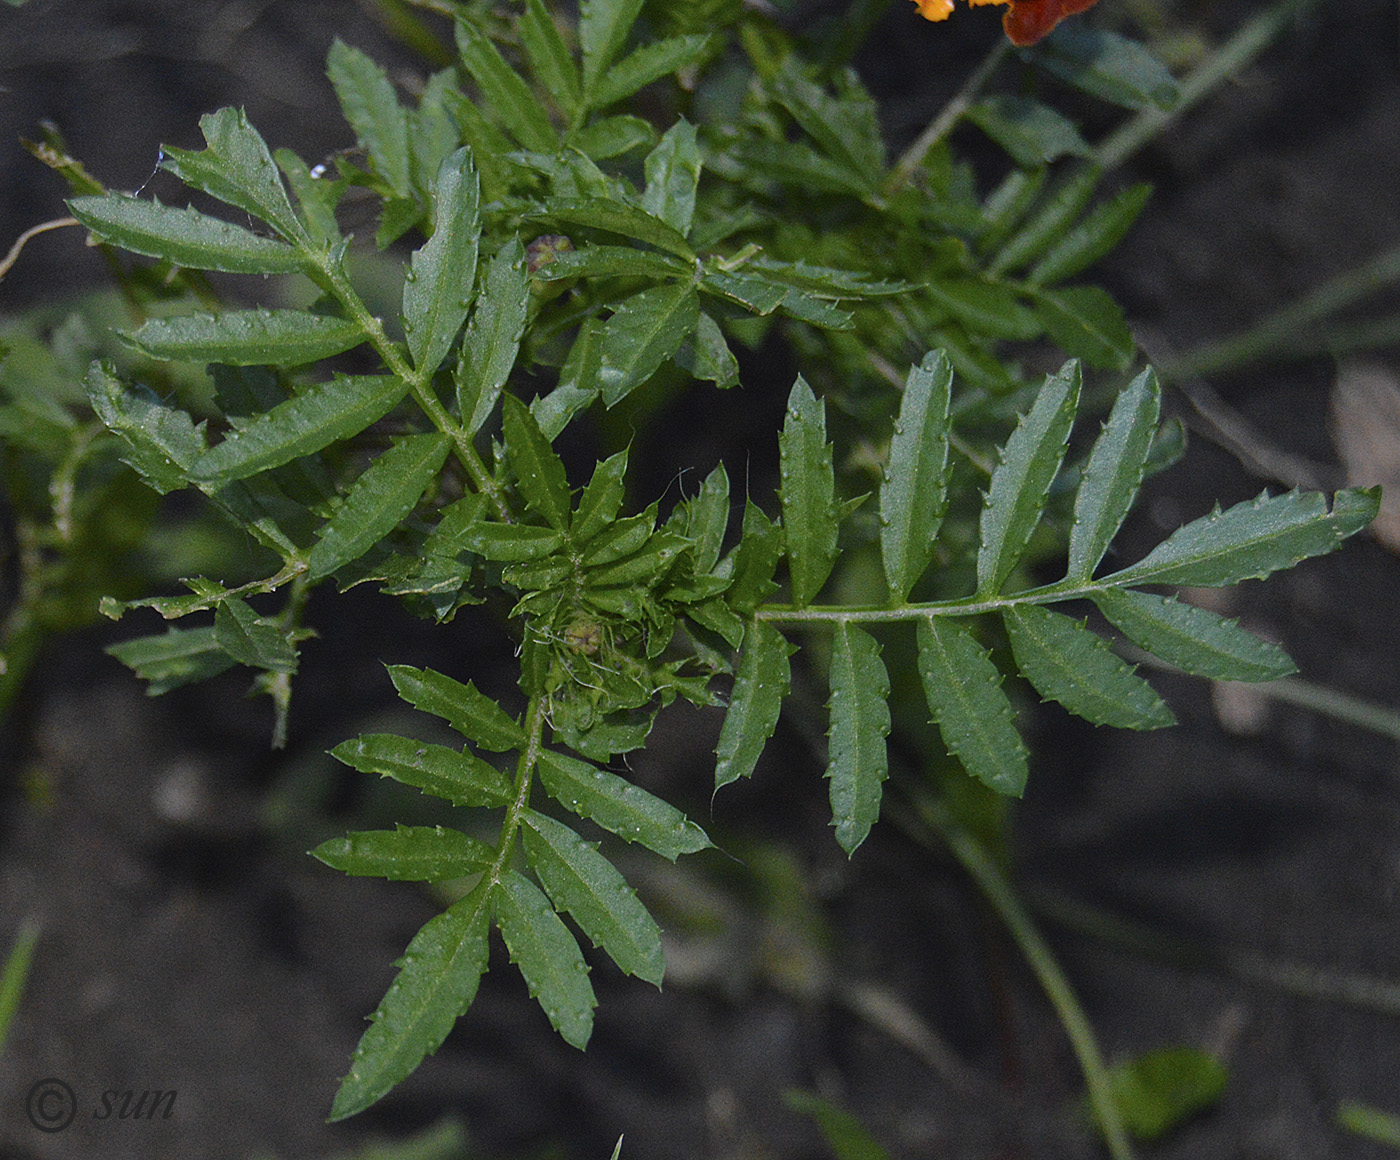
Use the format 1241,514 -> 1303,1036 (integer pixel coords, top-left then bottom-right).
1003,0 -> 1064,46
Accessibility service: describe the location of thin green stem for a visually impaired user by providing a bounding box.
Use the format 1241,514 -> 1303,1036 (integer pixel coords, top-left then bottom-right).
755,575 -> 1110,625
886,40 -> 1011,193
310,251 -> 512,521
909,791 -> 1136,1160
485,694 -> 547,888
1093,0 -> 1323,172
1157,243 -> 1400,382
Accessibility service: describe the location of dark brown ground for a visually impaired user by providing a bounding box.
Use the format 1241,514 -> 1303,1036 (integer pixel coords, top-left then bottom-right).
1,1 -> 1399,1158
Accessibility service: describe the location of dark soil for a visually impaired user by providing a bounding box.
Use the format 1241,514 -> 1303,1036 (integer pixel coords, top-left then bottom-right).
2,2 -> 1399,1158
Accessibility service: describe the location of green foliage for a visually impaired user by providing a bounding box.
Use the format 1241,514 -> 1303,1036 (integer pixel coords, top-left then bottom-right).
4,0 -> 1376,1129
1100,1047 -> 1228,1141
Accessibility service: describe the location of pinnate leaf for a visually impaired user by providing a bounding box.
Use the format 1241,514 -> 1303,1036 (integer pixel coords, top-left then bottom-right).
329,885 -> 490,1121
1067,366 -> 1159,580
826,623 -> 890,855
307,432 -> 451,581
779,377 -> 839,606
531,198 -> 695,261
1104,488 -> 1380,588
69,194 -> 306,274
502,394 -> 571,530
714,619 -> 794,791
454,20 -> 557,153
1004,603 -> 1174,730
917,617 -> 1028,796
1029,285 -> 1134,371
519,0 -> 582,118
159,107 -> 306,243
641,119 -> 701,237
403,147 -> 481,379
312,824 -> 494,880
495,870 -> 595,1048
572,449 -> 630,544
580,0 -> 645,91
522,810 -> 664,985
456,239 -> 529,436
880,350 -> 952,601
1092,588 -> 1295,682
327,39 -> 411,198
193,374 -> 409,483
213,597 -> 297,673
330,733 -> 512,806
387,664 -> 527,752
535,749 -> 713,860
597,284 -> 700,405
977,360 -> 1081,595
86,361 -> 205,493
122,309 -> 365,368
586,34 -> 715,110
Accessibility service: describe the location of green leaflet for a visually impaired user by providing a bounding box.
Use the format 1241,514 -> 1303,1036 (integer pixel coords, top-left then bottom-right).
454,19 -> 557,153
977,360 -> 1081,596
1030,27 -> 1181,112
519,0 -> 582,120
826,623 -> 890,856
1029,184 -> 1152,286
536,246 -> 690,283
85,361 -> 205,494
327,40 -> 411,199
641,120 -> 701,237
456,239 -> 529,437
213,597 -> 297,673
677,311 -> 740,389
404,148 -> 481,379
700,269 -> 787,315
329,885 -> 490,1121
501,394 -> 571,530
306,432 -> 451,581
1029,285 -> 1135,371
192,374 -> 409,483
880,350 -> 952,602
105,625 -> 238,694
989,166 -> 1101,277
1004,603 -> 1175,730
572,450 -> 630,544
586,34 -> 715,111
68,194 -> 306,275
522,809 -> 664,985
726,500 -> 782,611
926,279 -> 1041,342
1092,588 -> 1296,683
462,522 -> 567,562
714,619 -> 794,791
568,115 -> 657,159
1104,488 -> 1380,589
770,60 -> 884,195
597,283 -> 699,405
916,617 -> 1028,797
531,198 -> 696,262
1067,367 -> 1159,581
122,309 -> 366,368
535,749 -> 714,860
680,463 -> 730,575
331,733 -> 512,806
312,824 -> 494,880
580,0 -> 646,93
159,108 -> 308,244
387,664 -> 527,752
779,377 -> 838,607
495,870 -> 596,1049
966,95 -> 1092,168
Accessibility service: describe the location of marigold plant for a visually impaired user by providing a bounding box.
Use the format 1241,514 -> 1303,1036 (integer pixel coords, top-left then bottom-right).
911,0 -> 1105,45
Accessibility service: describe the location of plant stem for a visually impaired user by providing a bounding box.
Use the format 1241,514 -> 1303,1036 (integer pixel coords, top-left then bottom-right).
887,40 -> 1011,193
311,252 -> 512,520
909,790 -> 1137,1160
1092,0 -> 1323,172
1157,243 -> 1400,382
486,694 -> 547,887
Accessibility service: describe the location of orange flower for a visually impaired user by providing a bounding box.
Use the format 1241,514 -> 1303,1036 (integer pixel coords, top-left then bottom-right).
910,0 -> 1103,46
